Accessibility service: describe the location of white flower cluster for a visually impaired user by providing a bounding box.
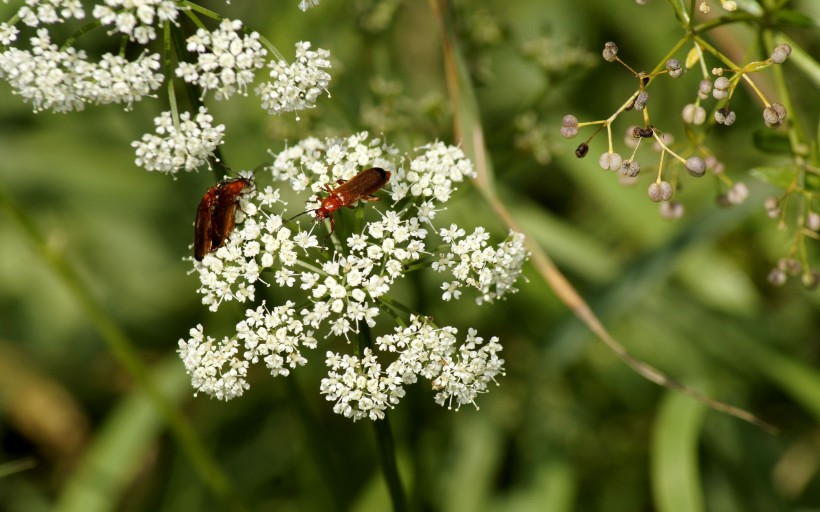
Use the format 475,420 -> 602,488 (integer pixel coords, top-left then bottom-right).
435,226 -> 528,304
177,19 -> 267,101
178,324 -> 249,401
298,0 -> 321,12
321,316 -> 504,421
179,132 -> 528,420
132,106 -> 225,174
269,131 -> 395,193
17,0 -> 85,27
0,23 -> 19,46
255,41 -> 331,118
92,0 -> 179,44
0,29 -> 162,112
390,142 -> 477,203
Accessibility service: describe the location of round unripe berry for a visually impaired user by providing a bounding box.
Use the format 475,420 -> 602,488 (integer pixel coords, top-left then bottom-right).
771,44 -> 791,64
727,182 -> 749,205
715,108 -> 736,126
767,268 -> 787,286
808,212 -> 820,231
634,91 -> 649,110
562,114 -> 578,128
764,196 -> 780,219
648,181 -> 673,202
764,196 -> 779,211
713,77 -> 730,99
685,156 -> 706,177
659,181 -> 673,201
560,114 -> 579,138
620,160 -> 640,177
698,79 -> 712,99
659,201 -> 684,219
599,152 -> 622,171
682,103 -> 706,125
705,156 -> 724,174
666,58 -> 682,78
763,103 -> 786,127
602,42 -> 618,62
778,257 -> 801,276
561,126 -> 579,138
802,270 -> 820,291
648,182 -> 663,202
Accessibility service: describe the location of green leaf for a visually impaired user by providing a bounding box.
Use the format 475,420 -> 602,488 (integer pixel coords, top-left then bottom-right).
752,130 -> 793,155
749,165 -> 798,189
55,358 -> 192,512
651,391 -> 707,512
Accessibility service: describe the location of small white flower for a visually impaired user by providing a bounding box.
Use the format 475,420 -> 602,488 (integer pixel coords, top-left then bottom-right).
298,0 -> 321,11
391,142 -> 477,203
255,41 -> 331,118
132,106 -> 225,174
177,19 -> 267,100
0,23 -> 20,45
435,228 -> 528,304
178,324 -> 250,400
182,135 -> 527,420
0,29 -> 162,112
92,0 -> 178,43
17,0 -> 85,27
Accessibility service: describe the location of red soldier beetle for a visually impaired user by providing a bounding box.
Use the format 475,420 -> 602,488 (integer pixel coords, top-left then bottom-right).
286,167 -> 391,237
194,176 -> 253,261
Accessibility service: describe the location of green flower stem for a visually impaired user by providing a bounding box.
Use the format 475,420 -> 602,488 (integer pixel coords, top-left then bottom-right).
0,188 -> 243,509
167,21 -> 230,177
429,0 -> 777,434
61,19 -> 103,50
181,0 -> 284,60
356,323 -> 408,512
163,21 -> 180,128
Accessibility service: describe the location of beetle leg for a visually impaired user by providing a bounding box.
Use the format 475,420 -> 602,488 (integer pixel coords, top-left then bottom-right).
360,194 -> 382,202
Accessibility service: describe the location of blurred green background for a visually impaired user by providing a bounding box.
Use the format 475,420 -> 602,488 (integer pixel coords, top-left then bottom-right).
1,0 -> 819,510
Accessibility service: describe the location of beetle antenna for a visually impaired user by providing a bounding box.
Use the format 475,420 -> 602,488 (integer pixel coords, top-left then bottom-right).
284,210 -> 313,225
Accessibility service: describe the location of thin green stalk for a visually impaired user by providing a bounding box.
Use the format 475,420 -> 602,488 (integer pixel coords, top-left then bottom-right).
167,20 -> 230,177
357,323 -> 408,512
61,19 -> 103,50
0,188 -> 242,509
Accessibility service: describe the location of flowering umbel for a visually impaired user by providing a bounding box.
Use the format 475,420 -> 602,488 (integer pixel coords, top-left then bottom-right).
0,4 -> 332,175
178,133 -> 529,420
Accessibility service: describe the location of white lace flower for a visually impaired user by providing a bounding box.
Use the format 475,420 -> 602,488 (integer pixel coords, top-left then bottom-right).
434,227 -> 528,304
178,324 -> 250,400
0,23 -> 19,45
183,133 -> 527,419
132,106 -> 225,174
177,18 -> 267,100
320,348 -> 404,421
0,29 -> 162,112
255,41 -> 331,118
74,51 -> 162,108
17,0 -> 85,27
390,142 -> 477,203
92,0 -> 179,44
378,316 -> 504,411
